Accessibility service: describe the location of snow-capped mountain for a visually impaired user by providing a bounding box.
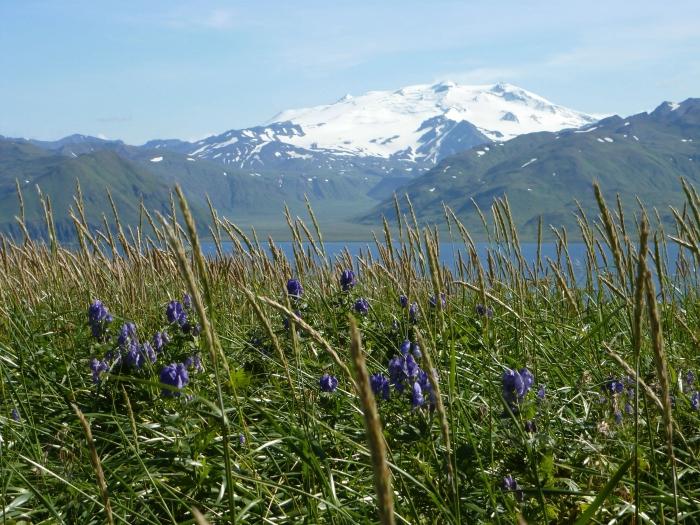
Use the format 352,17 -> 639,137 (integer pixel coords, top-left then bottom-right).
151,81 -> 599,171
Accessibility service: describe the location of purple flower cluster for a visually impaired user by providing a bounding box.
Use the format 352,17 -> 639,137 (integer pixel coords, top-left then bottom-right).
502,475 -> 524,501
502,368 -> 535,408
385,341 -> 434,408
320,373 -> 338,392
475,303 -> 494,318
91,357 -> 109,383
160,363 -> 189,396
354,298 -> 370,315
184,354 -> 204,373
429,293 -> 446,309
166,295 -> 200,335
370,373 -> 390,400
88,300 -> 113,340
340,269 -> 356,291
601,376 -> 636,424
286,278 -> 303,298
409,302 -> 419,323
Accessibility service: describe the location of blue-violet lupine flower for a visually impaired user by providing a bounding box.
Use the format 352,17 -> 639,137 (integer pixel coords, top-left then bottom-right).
160,363 -> 189,397
184,354 -> 203,373
475,303 -> 494,318
614,410 -> 623,425
88,300 -> 113,339
625,402 -> 634,415
183,293 -> 192,309
606,378 -> 624,394
411,381 -> 424,407
91,358 -> 109,383
502,368 -> 534,405
126,342 -> 142,369
429,293 -> 446,308
520,368 -> 534,393
320,373 -> 338,392
166,301 -> 187,326
286,279 -> 303,298
691,392 -> 700,411
152,331 -> 169,352
11,407 -> 20,422
117,322 -> 137,347
370,373 -> 391,400
416,369 -> 433,405
399,294 -> 408,308
340,270 -> 356,291
501,475 -> 524,501
537,384 -> 546,399
400,340 -> 411,356
354,298 -> 370,315
409,302 -> 419,323
412,344 -> 422,360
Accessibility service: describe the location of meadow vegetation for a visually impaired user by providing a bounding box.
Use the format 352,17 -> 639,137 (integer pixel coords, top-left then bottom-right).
1,181 -> 700,524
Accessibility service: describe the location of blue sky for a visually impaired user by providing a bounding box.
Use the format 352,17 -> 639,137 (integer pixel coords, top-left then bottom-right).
2,0 -> 699,144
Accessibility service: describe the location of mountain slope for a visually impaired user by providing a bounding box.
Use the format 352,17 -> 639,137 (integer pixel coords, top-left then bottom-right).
0,144 -> 210,241
364,99 -> 700,236
149,82 -> 596,173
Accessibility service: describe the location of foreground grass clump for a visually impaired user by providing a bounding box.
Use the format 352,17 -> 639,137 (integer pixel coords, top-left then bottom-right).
1,183 -> 700,524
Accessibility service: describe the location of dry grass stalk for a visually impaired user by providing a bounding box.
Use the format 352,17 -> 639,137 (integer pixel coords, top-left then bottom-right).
643,267 -> 679,519
71,403 -> 114,525
414,329 -> 455,497
348,316 -> 394,525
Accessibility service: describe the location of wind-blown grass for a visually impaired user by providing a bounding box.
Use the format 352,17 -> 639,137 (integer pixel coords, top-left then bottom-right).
1,181 -> 700,523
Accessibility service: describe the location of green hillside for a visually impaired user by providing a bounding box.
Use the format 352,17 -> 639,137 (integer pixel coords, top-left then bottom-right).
364,99 -> 700,237
0,148 -> 210,241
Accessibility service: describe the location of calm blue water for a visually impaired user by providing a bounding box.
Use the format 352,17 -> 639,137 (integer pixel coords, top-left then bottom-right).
201,241 -> 685,284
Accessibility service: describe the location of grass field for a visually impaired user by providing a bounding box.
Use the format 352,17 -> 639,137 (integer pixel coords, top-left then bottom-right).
1,181 -> 700,524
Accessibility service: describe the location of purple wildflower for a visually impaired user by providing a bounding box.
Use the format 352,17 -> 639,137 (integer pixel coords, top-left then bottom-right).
411,381 -> 424,407
88,300 -> 113,339
475,303 -> 494,318
429,293 -> 446,308
409,302 -> 419,323
166,301 -> 187,326
90,358 -> 109,383
411,343 -> 422,360
400,340 -> 411,356
370,373 -> 390,400
614,410 -> 623,425
152,331 -> 169,352
320,373 -> 338,393
606,378 -> 624,394
286,279 -> 303,298
340,269 -> 356,291
184,354 -> 203,373
399,294 -> 408,308
160,363 -> 189,397
117,322 -> 137,347
524,420 -> 537,433
502,475 -> 518,492
691,392 -> 700,411
354,298 -> 370,315
183,293 -> 192,309
537,384 -> 546,399
11,408 -> 20,422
